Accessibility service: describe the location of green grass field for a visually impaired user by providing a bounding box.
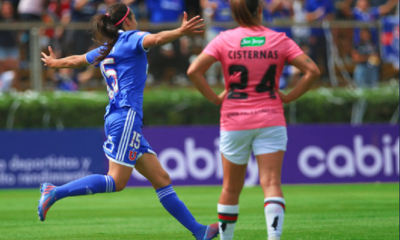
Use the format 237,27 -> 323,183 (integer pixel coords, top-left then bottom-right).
0,183 -> 398,240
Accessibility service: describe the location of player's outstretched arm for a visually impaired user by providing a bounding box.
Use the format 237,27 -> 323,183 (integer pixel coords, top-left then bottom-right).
142,12 -> 204,49
187,52 -> 226,105
278,54 -> 320,104
41,46 -> 90,69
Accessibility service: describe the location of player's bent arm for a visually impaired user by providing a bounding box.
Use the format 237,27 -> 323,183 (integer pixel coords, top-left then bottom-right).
279,54 -> 320,104
379,0 -> 398,15
187,53 -> 223,105
41,46 -> 90,69
142,12 -> 204,49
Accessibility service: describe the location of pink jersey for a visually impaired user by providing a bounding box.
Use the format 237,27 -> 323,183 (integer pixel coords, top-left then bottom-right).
203,26 -> 303,131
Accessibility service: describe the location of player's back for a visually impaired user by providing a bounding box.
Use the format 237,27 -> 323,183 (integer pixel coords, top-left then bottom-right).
94,30 -> 149,119
203,26 -> 303,131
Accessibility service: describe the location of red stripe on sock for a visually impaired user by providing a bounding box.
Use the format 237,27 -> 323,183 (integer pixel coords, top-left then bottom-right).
264,202 -> 285,211
218,214 -> 238,221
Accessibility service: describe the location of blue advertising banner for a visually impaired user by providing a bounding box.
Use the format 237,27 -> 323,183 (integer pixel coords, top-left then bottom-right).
381,16 -> 400,69
0,129 -> 107,189
0,125 -> 398,189
130,124 -> 399,186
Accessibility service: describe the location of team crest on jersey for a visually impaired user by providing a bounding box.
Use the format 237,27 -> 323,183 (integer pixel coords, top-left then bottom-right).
241,37 -> 266,47
129,151 -> 138,161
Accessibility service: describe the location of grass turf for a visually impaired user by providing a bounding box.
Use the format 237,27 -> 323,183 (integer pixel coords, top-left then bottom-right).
0,183 -> 398,240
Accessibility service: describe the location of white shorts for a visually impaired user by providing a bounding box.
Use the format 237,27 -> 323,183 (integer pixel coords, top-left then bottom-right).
220,126 -> 287,165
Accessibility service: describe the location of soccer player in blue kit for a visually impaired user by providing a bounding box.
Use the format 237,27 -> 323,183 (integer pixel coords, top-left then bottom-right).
38,3 -> 219,239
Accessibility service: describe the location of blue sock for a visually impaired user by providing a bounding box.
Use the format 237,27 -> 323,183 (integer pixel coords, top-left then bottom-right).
56,175 -> 116,200
156,185 -> 203,234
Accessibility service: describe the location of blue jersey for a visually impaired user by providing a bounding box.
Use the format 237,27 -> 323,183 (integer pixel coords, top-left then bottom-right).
352,7 -> 380,44
305,0 -> 335,36
263,0 -> 292,38
147,0 -> 185,23
209,0 -> 232,32
70,0 -> 101,22
86,30 -> 150,120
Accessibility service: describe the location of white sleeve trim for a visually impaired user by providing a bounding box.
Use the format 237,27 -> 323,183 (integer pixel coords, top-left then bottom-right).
85,53 -> 92,65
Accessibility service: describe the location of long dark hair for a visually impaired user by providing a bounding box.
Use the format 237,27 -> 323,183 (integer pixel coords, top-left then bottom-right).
91,3 -> 133,64
230,0 -> 261,28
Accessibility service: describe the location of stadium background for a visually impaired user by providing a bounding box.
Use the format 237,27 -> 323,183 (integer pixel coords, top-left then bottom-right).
0,0 -> 399,239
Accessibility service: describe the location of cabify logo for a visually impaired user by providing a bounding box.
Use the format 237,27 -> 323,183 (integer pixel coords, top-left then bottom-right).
241,37 -> 266,47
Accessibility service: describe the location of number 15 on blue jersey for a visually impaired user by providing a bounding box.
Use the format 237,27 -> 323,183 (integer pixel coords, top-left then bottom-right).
101,58 -> 119,100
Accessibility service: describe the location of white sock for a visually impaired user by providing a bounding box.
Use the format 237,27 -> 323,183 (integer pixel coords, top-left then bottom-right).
218,204 -> 239,240
264,197 -> 285,239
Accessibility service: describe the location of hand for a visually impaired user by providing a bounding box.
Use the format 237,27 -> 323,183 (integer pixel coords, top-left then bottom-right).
214,89 -> 230,105
179,12 -> 204,36
41,46 -> 57,68
278,90 -> 292,104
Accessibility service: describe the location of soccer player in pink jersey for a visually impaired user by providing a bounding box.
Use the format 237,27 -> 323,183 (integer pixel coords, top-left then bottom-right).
188,0 -> 320,239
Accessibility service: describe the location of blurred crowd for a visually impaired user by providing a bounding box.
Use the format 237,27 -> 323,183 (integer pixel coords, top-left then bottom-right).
0,0 -> 398,92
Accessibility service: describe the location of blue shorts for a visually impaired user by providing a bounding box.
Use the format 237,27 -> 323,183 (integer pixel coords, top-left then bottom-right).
103,108 -> 156,168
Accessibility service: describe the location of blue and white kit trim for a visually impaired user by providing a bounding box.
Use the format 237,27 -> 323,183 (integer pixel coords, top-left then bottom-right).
116,109 -> 136,162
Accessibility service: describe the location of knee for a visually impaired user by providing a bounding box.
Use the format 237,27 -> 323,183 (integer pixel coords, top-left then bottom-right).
107,174 -> 128,192
114,181 -> 126,192
260,176 -> 281,189
222,184 -> 242,197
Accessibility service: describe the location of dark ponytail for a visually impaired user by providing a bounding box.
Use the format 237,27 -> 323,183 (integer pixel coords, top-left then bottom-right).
91,3 -> 132,64
230,0 -> 261,28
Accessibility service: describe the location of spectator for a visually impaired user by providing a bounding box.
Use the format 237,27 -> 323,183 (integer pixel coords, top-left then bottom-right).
341,0 -> 399,45
18,0 -> 49,21
97,0 -> 119,14
122,0 -> 146,20
147,0 -> 185,23
17,0 -> 50,63
292,0 -> 310,46
146,0 -> 189,84
0,1 -> 19,92
67,0 -> 101,55
305,0 -> 335,77
352,28 -> 380,88
263,0 -> 293,38
201,0 -> 232,84
47,0 -> 71,22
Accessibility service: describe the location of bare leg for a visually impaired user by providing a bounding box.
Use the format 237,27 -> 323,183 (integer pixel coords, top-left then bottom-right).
134,153 -> 171,189
107,160 -> 134,192
256,151 -> 284,198
256,151 -> 285,240
218,154 -> 247,240
135,153 -> 209,236
219,154 -> 247,205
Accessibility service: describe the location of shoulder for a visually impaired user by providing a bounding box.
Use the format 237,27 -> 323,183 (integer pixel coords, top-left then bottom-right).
123,29 -> 149,36
120,30 -> 140,38
120,30 -> 149,42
